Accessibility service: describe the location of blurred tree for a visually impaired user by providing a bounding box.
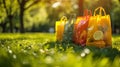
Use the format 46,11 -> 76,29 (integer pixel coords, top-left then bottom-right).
78,0 -> 84,16
84,0 -> 112,14
111,0 -> 120,34
97,0 -> 112,14
0,18 -> 7,32
0,0 -> 18,33
17,0 -> 41,33
45,0 -> 78,27
112,7 -> 120,34
0,0 -> 7,32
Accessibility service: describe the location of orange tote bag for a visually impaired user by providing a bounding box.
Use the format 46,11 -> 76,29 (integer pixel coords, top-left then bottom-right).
86,7 -> 112,48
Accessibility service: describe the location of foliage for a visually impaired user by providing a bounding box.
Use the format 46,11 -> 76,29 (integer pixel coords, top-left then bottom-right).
84,0 -> 113,14
0,33 -> 120,67
112,6 -> 120,27
0,0 -> 120,33
0,0 -> 79,32
0,0 -> 18,32
111,0 -> 120,31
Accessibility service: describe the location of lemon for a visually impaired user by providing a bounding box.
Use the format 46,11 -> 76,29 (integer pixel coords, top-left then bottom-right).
93,31 -> 103,40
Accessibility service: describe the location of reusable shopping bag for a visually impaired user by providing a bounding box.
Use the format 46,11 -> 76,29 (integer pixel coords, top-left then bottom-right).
62,14 -> 76,42
55,16 -> 67,42
73,9 -> 92,46
86,7 -> 112,48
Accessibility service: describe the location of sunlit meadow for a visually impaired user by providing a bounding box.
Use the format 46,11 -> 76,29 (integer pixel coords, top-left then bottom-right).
0,33 -> 120,67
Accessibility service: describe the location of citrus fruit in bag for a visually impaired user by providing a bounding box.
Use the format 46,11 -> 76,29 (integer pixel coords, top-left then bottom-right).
87,41 -> 105,48
94,41 -> 106,48
93,31 -> 103,40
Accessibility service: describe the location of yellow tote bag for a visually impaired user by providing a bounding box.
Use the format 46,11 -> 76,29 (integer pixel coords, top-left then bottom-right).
55,16 -> 67,42
86,7 -> 112,48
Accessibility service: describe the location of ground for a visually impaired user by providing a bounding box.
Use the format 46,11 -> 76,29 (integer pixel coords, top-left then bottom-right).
0,33 -> 120,67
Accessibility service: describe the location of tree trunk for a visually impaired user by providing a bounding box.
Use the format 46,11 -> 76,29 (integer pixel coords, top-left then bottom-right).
8,15 -> 13,33
20,5 -> 25,33
0,22 -> 7,33
78,0 -> 84,16
18,0 -> 40,33
2,24 -> 6,33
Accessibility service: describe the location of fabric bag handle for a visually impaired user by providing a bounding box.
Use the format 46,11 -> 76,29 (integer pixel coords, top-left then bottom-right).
60,16 -> 67,23
83,9 -> 92,20
84,9 -> 92,16
94,7 -> 106,16
100,7 -> 106,16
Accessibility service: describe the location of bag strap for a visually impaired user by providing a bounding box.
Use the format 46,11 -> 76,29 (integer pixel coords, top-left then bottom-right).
83,9 -> 92,20
94,7 -> 106,16
100,7 -> 106,16
60,16 -> 67,23
84,9 -> 92,16
69,14 -> 76,24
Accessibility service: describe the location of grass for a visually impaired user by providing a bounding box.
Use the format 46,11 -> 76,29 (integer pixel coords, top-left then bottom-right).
0,33 -> 120,67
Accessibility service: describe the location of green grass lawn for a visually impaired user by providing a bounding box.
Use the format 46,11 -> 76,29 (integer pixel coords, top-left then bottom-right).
0,33 -> 120,67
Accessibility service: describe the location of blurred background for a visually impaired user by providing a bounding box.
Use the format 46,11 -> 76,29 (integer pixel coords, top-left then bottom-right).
0,0 -> 120,34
